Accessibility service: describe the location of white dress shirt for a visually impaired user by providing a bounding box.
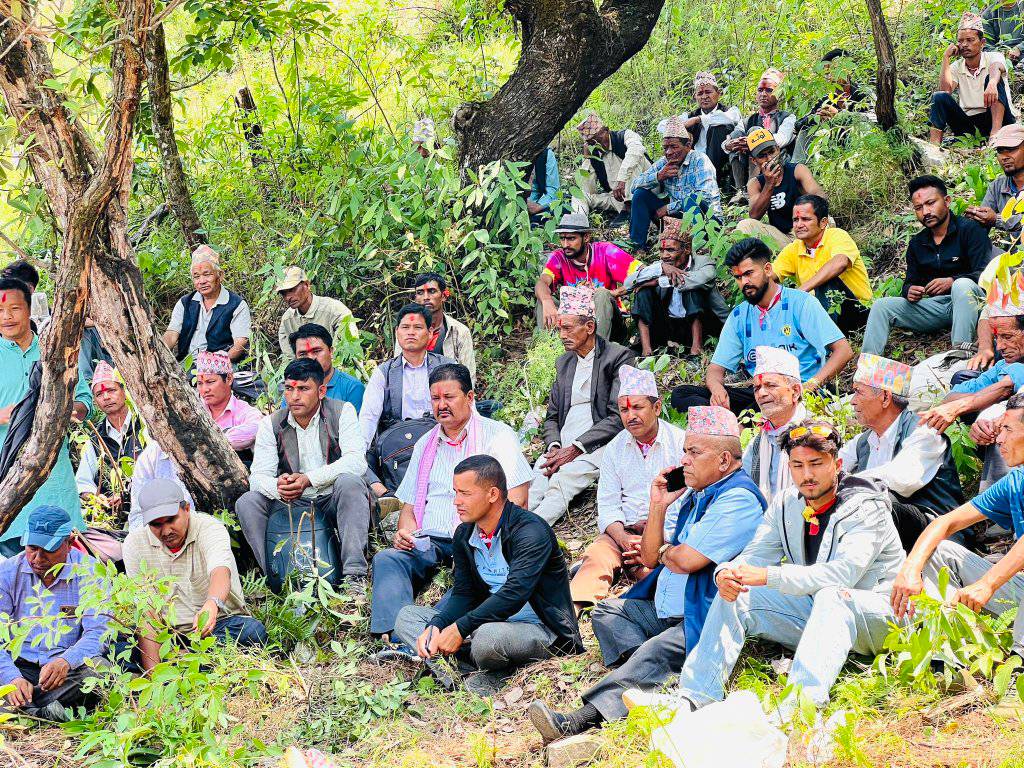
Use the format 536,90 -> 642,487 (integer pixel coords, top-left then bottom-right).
167,287 -> 252,355
76,414 -> 136,496
559,348 -> 596,449
250,401 -> 367,501
596,419 -> 688,533
839,417 -> 945,498
395,415 -> 534,537
359,355 -> 433,444
692,106 -> 742,156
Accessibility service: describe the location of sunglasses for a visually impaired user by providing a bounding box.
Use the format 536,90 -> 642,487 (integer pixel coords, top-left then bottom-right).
788,424 -> 834,440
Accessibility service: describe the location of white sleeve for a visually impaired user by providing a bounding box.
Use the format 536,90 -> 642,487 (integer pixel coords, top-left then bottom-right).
248,417 -> 282,500
487,426 -> 534,491
856,426 -> 946,497
616,130 -> 649,183
76,443 -> 100,496
359,368 -> 386,445
128,446 -> 157,530
701,108 -> 740,128
774,114 -> 797,149
838,435 -> 860,474
305,403 -> 368,489
230,300 -> 252,340
167,300 -> 185,333
595,442 -> 626,534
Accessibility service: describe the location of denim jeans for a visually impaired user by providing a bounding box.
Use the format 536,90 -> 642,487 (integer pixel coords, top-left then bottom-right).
369,536 -> 454,636
675,585 -> 893,710
628,188 -> 710,248
861,278 -> 985,355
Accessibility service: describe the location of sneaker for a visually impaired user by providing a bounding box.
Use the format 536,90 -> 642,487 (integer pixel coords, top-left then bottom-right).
622,688 -> 694,713
424,657 -> 459,692
36,701 -> 70,722
340,575 -> 368,599
608,210 -> 630,228
464,670 -> 506,698
373,644 -> 421,664
528,701 -> 589,744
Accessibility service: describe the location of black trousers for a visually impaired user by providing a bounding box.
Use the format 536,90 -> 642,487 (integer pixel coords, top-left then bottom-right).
813,277 -> 869,336
7,658 -> 98,713
670,384 -> 758,418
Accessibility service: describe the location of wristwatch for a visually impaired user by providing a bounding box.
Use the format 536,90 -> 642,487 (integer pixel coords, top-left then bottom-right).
211,596 -> 228,612
657,543 -> 672,565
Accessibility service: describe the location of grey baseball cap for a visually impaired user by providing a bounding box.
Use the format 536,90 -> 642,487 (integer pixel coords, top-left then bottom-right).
138,478 -> 186,525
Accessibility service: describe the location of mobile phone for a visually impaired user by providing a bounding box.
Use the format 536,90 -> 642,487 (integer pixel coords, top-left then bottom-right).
665,466 -> 687,493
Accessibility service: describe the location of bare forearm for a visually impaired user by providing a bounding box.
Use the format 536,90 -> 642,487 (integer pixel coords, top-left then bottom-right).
207,567 -> 231,603
748,183 -> 772,220
799,255 -> 849,292
535,277 -> 554,305
639,505 -> 668,566
707,364 -> 727,390
227,339 -> 248,363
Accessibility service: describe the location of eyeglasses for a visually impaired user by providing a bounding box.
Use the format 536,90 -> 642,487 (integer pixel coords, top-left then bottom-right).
788,424 -> 834,440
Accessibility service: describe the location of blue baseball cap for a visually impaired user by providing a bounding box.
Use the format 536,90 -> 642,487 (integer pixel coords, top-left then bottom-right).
20,505 -> 73,551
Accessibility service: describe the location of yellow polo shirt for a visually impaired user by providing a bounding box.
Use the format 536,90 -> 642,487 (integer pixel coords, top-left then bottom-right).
773,227 -> 872,301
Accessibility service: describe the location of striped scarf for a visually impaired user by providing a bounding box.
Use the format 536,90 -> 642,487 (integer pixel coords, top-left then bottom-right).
412,411 -> 481,530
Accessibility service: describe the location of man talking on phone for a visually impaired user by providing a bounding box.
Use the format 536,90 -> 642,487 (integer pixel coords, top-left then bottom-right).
528,405 -> 765,744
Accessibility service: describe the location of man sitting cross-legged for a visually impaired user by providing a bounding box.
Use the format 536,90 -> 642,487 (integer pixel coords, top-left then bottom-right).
237,358 -> 371,588
664,419 -> 904,722
841,354 -> 966,552
124,479 -> 267,672
370,364 -> 533,651
392,456 -> 584,696
529,285 -> 635,526
528,406 -> 765,743
0,506 -> 110,722
567,365 -> 688,610
891,391 -> 1024,652
741,347 -> 808,505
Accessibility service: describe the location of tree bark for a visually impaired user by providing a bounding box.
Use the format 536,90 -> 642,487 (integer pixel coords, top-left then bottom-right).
865,0 -> 898,131
0,0 -> 248,532
454,0 -> 665,174
234,86 -> 268,168
146,23 -> 207,249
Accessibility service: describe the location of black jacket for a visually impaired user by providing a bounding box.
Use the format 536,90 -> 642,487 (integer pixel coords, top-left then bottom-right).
542,336 -> 635,453
902,213 -> 992,298
428,501 -> 584,655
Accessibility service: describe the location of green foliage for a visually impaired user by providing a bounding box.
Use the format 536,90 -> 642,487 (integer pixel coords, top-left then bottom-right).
946,420 -> 982,490
490,331 -> 564,430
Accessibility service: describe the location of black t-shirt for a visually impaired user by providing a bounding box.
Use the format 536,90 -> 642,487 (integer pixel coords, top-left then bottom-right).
755,162 -> 801,234
802,497 -> 838,563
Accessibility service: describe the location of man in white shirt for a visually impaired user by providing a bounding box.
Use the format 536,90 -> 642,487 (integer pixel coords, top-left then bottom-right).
529,285 -> 635,525
76,362 -> 144,523
236,358 -> 371,584
370,363 -> 533,650
569,365 -> 686,609
572,113 -> 652,226
841,353 -> 966,551
931,11 -> 1019,144
741,346 -> 807,504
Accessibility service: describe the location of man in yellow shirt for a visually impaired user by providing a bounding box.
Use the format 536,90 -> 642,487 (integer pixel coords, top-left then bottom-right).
773,194 -> 871,333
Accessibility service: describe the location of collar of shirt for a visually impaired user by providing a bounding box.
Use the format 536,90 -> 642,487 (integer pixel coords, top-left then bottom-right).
296,294 -> 323,320
439,422 -> 470,447
756,285 -> 783,328
146,518 -> 199,558
0,333 -> 38,354
191,287 -> 230,307
632,422 -> 667,454
867,415 -> 902,456
287,407 -> 322,433
577,346 -> 596,364
106,413 -> 134,442
402,354 -> 428,370
471,525 -> 501,551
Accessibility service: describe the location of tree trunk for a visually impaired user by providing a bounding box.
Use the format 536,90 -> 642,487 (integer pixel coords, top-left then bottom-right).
455,0 -> 665,174
146,23 -> 207,249
865,0 -> 898,131
234,86 -> 268,168
0,0 -> 248,533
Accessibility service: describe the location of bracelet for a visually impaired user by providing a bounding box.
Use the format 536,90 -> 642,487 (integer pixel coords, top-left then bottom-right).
657,543 -> 672,565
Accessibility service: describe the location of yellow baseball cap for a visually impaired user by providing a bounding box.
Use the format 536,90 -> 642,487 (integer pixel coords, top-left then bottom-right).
746,127 -> 778,158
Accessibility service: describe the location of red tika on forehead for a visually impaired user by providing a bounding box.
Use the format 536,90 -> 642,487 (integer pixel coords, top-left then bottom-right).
304,339 -> 314,353
1,291 -> 7,303
624,397 -> 631,409
97,384 -> 112,394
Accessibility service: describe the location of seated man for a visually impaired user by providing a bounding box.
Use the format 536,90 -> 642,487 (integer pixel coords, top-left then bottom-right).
535,212 -> 640,341
360,304 -> 455,447
238,358 -> 370,585
163,245 -> 251,364
629,117 -> 721,250
773,195 -> 872,333
276,266 -> 358,360
892,391 -> 1024,651
671,238 -> 853,417
984,0 -> 1024,67
741,347 -> 808,504
392,456 -> 584,695
529,285 -> 635,526
736,128 -> 825,250
842,354 -> 965,552
573,113 -> 652,226
792,48 -> 873,164
395,272 -> 476,380
964,124 -> 1024,251
0,259 -> 49,329
931,12 -> 1018,144
370,364 -> 533,646
863,175 -> 990,355
625,218 -> 729,357
568,366 -> 687,609
669,419 -> 904,720
124,479 -> 267,671
528,147 -> 561,225
76,362 -> 144,526
683,72 -> 742,188
286,323 -> 365,411
528,406 -> 765,742
723,69 -> 796,196
193,350 -> 261,463
0,506 -> 109,721
0,277 -> 92,558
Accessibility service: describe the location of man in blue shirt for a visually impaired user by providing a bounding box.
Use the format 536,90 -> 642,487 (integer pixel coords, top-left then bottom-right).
0,506 -> 109,721
283,323 -> 364,412
892,390 -> 1024,653
528,147 -> 561,226
527,405 -> 765,743
671,238 -> 854,417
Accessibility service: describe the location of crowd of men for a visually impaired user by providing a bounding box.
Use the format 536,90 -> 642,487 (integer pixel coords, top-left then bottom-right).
4,10 -> 1024,751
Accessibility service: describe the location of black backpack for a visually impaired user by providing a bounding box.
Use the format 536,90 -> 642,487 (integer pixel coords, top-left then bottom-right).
366,417 -> 436,493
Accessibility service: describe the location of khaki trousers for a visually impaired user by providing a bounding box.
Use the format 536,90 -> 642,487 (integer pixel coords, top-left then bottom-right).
569,522 -> 649,606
